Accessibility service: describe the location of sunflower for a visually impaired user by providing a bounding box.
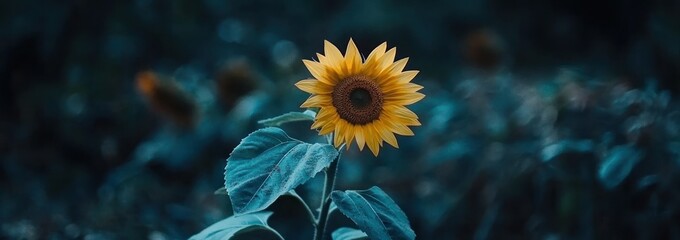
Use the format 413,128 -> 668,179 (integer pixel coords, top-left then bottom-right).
295,39 -> 424,156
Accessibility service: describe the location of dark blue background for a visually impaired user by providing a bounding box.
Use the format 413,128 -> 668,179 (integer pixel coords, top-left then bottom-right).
2,0 -> 679,239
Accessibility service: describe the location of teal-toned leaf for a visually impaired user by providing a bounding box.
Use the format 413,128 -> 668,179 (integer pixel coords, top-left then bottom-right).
226,127 -> 338,214
669,142 -> 680,166
329,201 -> 338,215
636,175 -> 659,191
598,145 -> 644,189
332,227 -> 369,240
214,187 -> 228,195
189,211 -> 282,240
257,110 -> 316,127
541,140 -> 593,162
331,186 -> 415,240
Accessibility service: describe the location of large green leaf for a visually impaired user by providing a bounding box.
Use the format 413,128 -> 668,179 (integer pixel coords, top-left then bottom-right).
332,227 -> 369,240
189,212 -> 282,240
331,186 -> 415,240
225,127 -> 338,214
257,110 -> 316,127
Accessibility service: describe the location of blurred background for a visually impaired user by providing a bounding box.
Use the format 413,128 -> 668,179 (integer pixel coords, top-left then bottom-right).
2,0 -> 680,239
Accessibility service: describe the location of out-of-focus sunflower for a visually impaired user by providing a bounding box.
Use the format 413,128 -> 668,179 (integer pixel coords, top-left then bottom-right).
296,39 -> 424,156
137,71 -> 197,128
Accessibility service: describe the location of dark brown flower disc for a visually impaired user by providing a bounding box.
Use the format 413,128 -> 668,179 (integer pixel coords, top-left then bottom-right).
331,75 -> 384,124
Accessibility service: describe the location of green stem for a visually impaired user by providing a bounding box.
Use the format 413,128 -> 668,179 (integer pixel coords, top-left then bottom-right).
266,226 -> 286,240
289,191 -> 317,226
313,154 -> 340,240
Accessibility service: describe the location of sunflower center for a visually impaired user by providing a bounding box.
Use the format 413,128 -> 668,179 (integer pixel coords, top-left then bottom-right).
350,89 -> 371,108
332,75 -> 383,125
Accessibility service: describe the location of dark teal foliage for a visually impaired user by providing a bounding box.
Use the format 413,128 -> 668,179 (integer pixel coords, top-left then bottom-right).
331,187 -> 416,240
189,212 -> 282,240
225,127 -> 338,214
331,228 -> 369,240
2,0 -> 680,239
257,111 -> 316,127
598,145 -> 644,189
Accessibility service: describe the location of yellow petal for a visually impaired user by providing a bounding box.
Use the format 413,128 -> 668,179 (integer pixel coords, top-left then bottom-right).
363,42 -> 387,73
366,135 -> 380,157
302,60 -> 329,83
384,92 -> 425,105
300,95 -> 330,108
397,70 -> 419,84
377,47 -> 397,70
366,42 -> 387,62
392,124 -> 415,136
333,129 -> 343,148
344,123 -> 355,150
354,125 -> 366,150
363,124 -> 380,156
316,53 -> 327,63
313,108 -> 337,129
384,105 -> 419,119
334,121 -> 348,147
311,119 -> 323,129
384,111 -> 421,126
387,57 -> 409,75
324,40 -> 344,66
381,83 -> 423,94
365,127 -> 380,156
316,107 -> 336,120
374,121 -> 399,148
382,105 -> 421,126
344,38 -> 362,73
295,79 -> 333,94
380,115 -> 415,136
319,122 -> 334,135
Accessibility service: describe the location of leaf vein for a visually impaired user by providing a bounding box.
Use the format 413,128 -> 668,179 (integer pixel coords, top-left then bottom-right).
355,193 -> 390,239
240,142 -> 304,211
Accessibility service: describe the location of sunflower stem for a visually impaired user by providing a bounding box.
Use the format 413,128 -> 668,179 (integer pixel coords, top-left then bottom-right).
289,191 -> 317,226
313,152 -> 340,240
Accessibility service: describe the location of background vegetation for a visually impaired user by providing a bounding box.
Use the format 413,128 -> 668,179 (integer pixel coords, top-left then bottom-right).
1,0 -> 679,239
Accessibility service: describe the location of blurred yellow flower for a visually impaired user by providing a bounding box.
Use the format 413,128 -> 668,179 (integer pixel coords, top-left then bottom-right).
136,71 -> 197,128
